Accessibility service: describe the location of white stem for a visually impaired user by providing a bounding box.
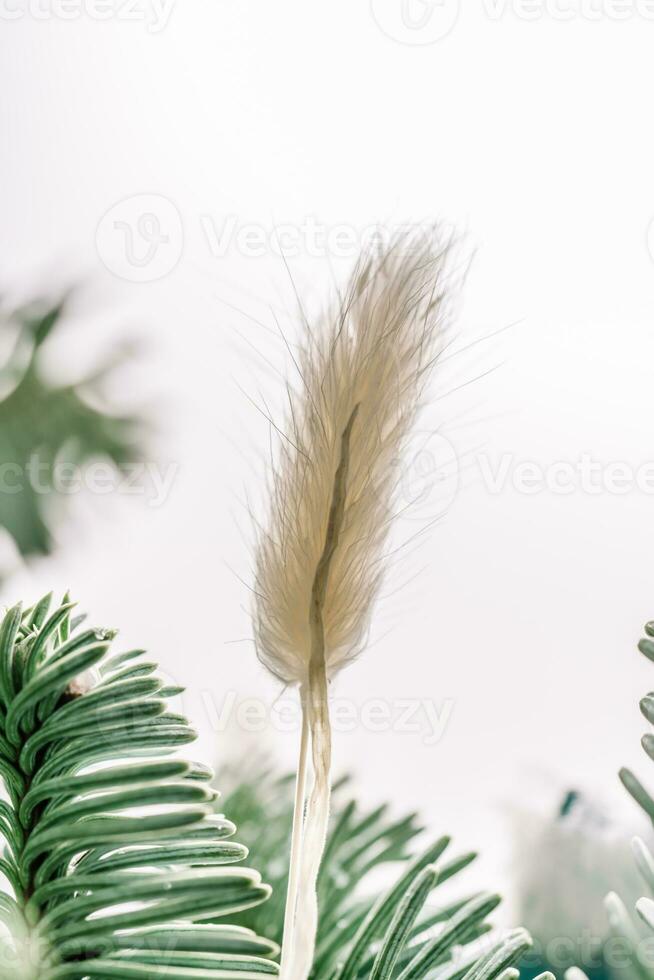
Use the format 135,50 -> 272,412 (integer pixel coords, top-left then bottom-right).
287,669 -> 332,980
279,691 -> 310,979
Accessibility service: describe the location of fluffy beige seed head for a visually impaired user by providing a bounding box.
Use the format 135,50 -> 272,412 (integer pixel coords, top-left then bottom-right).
254,232 -> 450,687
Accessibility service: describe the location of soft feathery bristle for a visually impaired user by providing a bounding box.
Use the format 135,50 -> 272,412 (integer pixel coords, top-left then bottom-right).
254,231 -> 451,687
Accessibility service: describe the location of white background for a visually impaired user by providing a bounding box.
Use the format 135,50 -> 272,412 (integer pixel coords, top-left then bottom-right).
2,0 -> 654,917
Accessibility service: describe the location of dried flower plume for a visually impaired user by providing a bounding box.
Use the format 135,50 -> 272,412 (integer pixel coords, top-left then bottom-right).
255,233 -> 449,683
252,231 -> 451,980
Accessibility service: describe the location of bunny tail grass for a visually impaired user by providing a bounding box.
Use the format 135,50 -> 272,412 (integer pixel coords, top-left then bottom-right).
253,232 -> 451,978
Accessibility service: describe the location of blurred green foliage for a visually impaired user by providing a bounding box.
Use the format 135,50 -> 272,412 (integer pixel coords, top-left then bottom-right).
217,759 -> 530,980
0,297 -> 140,565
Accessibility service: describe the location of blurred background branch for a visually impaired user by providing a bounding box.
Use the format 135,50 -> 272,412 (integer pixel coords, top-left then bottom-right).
0,292 -> 143,579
